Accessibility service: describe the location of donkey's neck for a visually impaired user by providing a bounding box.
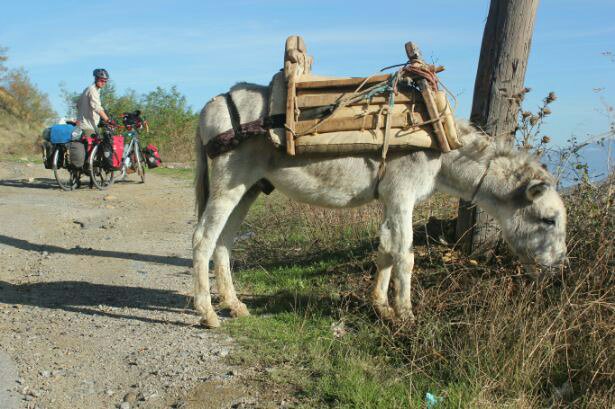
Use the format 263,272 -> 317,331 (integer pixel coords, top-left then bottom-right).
437,149 -> 488,201
435,133 -> 503,216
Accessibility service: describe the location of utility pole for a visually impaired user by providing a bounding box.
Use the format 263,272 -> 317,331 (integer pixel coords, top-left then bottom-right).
456,0 -> 540,254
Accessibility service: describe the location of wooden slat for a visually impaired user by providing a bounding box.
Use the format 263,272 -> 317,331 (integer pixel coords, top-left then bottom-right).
296,90 -> 420,108
295,113 -> 414,134
285,70 -> 297,155
405,42 -> 450,153
295,74 -> 391,90
296,86 -> 359,96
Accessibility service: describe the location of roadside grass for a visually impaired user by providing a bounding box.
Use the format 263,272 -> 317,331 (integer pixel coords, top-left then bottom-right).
221,180 -> 614,408
148,166 -> 193,180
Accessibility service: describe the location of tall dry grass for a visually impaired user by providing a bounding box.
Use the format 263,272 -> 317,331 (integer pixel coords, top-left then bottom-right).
236,172 -> 613,406
0,110 -> 42,158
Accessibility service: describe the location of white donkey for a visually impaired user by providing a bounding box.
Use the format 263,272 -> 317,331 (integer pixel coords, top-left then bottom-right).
192,83 -> 567,328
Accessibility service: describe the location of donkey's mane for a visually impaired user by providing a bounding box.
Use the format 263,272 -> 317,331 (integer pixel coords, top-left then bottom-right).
230,82 -> 267,94
456,120 -> 553,184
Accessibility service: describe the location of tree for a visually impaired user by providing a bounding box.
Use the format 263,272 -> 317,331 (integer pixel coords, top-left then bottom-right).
3,67 -> 55,125
0,46 -> 8,82
456,0 -> 540,254
141,86 -> 198,160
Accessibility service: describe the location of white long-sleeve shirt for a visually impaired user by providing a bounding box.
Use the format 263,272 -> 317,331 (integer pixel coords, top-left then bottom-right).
76,84 -> 102,131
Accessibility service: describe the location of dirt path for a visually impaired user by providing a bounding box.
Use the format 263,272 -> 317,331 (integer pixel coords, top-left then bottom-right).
0,162 -> 266,409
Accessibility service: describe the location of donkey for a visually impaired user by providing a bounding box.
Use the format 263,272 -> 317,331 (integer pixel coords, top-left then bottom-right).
192,83 -> 567,328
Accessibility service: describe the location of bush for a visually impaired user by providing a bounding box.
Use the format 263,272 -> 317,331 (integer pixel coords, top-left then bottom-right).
0,46 -> 55,157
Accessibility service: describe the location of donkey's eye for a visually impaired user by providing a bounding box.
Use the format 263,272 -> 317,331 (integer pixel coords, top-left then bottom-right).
541,217 -> 556,226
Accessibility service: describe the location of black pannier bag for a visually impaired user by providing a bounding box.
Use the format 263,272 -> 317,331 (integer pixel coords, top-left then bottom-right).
101,135 -> 115,170
41,141 -> 54,169
68,141 -> 85,168
121,110 -> 143,129
100,133 -> 124,171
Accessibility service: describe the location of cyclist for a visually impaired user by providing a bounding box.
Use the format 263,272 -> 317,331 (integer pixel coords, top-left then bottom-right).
77,68 -> 111,135
72,68 -> 112,168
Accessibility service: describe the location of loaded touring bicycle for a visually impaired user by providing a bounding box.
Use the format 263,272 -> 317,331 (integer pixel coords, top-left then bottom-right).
42,112 -> 160,190
42,121 -> 121,190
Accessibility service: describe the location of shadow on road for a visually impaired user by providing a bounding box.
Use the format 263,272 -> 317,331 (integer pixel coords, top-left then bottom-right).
0,280 -> 196,327
0,234 -> 191,267
0,178 -> 59,190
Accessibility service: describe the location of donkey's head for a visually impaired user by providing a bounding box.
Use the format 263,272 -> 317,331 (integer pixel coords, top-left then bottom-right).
483,154 -> 567,270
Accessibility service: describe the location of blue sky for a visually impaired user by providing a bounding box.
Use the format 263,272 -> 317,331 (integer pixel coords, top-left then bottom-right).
1,0 -> 614,147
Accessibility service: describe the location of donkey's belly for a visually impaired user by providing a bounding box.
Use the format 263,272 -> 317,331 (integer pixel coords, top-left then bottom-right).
266,155 -> 379,208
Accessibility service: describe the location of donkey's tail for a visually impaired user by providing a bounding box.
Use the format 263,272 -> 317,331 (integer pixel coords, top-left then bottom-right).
194,124 -> 209,220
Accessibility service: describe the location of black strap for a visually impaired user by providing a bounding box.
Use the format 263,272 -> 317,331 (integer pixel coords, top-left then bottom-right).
263,114 -> 286,129
224,93 -> 241,136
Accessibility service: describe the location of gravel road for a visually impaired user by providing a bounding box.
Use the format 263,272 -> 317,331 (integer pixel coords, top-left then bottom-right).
0,162 -> 274,409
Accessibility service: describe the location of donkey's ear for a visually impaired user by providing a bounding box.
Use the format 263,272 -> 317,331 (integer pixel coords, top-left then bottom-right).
526,179 -> 549,201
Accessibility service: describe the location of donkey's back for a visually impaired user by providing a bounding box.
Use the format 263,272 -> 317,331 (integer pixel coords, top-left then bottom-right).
198,83 -> 269,146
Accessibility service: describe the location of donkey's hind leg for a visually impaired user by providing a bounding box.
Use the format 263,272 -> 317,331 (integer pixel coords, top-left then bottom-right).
193,185 -> 248,328
376,199 -> 416,322
371,252 -> 395,320
212,184 -> 261,318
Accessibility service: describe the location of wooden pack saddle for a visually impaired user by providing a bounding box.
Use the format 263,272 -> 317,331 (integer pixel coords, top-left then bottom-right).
269,36 -> 462,156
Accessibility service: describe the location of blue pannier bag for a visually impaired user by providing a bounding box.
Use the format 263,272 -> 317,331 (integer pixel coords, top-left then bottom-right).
49,124 -> 75,144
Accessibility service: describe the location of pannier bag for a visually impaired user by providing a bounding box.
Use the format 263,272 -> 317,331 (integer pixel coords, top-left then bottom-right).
41,141 -> 54,169
143,144 -> 162,168
121,110 -> 144,129
42,127 -> 51,141
49,124 -> 75,144
101,134 -> 125,170
82,134 -> 95,156
68,141 -> 85,168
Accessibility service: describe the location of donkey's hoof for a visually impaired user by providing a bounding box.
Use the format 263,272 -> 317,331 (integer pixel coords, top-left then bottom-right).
373,303 -> 396,321
230,302 -> 250,318
200,312 -> 221,328
394,307 -> 415,323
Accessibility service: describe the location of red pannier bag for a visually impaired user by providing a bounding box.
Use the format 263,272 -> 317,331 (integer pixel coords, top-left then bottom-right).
111,135 -> 124,170
82,134 -> 95,156
101,134 -> 124,170
143,144 -> 162,168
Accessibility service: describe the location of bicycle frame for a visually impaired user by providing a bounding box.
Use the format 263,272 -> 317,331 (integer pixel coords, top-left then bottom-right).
118,128 -> 146,183
122,131 -> 141,165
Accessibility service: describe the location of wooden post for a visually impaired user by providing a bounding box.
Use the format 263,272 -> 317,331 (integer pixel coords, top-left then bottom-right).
456,0 -> 540,254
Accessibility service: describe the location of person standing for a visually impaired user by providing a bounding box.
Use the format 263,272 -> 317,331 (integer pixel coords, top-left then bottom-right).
76,68 -> 111,136
70,68 -> 111,169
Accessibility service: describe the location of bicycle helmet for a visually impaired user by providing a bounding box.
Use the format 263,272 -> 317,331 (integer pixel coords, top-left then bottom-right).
93,68 -> 110,79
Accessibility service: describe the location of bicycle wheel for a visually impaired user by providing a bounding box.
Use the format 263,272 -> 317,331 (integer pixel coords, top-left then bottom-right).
89,144 -> 115,190
52,147 -> 78,191
117,162 -> 127,181
134,147 -> 146,183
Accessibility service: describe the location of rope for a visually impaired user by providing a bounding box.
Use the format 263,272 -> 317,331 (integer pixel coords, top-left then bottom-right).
287,60 -> 455,183
292,69 -> 402,137
470,160 -> 492,203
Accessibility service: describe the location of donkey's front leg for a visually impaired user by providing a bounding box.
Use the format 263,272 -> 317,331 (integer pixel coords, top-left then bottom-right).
377,201 -> 415,322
